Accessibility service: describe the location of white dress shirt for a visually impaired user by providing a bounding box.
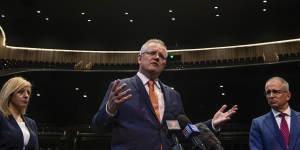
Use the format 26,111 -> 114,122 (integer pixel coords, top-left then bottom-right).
137,72 -> 165,121
272,106 -> 291,131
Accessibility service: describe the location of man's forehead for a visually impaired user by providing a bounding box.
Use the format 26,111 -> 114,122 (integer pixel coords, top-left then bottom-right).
266,79 -> 284,88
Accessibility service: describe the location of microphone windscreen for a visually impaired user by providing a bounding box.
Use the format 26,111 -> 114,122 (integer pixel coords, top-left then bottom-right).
177,114 -> 192,128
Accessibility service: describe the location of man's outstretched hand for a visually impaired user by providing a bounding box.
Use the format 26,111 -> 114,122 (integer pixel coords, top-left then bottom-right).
212,105 -> 238,128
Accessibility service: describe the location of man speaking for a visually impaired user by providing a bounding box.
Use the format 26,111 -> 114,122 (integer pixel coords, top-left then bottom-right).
92,39 -> 238,150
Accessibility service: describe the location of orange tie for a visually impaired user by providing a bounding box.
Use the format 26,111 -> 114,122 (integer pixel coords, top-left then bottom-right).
149,80 -> 163,150
149,80 -> 160,122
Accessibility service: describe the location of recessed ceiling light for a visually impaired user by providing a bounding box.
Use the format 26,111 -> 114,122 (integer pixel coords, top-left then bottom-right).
83,94 -> 87,98
216,14 -> 220,17
220,85 -> 224,88
88,19 -> 92,22
75,87 -> 79,91
45,17 -> 49,21
36,93 -> 41,97
169,10 -> 173,13
129,19 -> 133,23
171,17 -> 176,21
125,12 -> 128,15
262,8 -> 267,12
221,92 -> 226,96
36,10 -> 41,14
81,12 -> 85,15
262,0 -> 267,3
214,6 -> 218,9
1,15 -> 5,18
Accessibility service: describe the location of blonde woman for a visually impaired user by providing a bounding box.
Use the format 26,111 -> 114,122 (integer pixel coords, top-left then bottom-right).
0,77 -> 39,150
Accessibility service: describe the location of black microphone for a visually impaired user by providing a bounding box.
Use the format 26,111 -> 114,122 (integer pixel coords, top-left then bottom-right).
164,114 -> 185,150
177,114 -> 206,150
194,123 -> 224,150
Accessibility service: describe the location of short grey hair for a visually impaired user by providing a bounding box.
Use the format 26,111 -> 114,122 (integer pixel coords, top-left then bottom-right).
140,39 -> 168,57
265,76 -> 289,91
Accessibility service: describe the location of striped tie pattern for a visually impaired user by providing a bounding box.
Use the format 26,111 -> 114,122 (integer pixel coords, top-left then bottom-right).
280,112 -> 289,149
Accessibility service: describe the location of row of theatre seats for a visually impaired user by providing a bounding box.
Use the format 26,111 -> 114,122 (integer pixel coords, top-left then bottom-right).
37,124 -> 249,150
2,52 -> 300,71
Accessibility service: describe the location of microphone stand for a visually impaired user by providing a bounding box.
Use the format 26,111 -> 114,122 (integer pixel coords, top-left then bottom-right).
171,134 -> 184,150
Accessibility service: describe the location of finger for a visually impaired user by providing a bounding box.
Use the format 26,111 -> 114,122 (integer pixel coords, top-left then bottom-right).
115,94 -> 132,104
231,105 -> 238,111
218,104 -> 227,113
118,88 -> 131,97
114,83 -> 128,95
112,79 -> 121,92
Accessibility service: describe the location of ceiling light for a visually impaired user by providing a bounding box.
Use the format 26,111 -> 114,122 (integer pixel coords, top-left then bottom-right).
125,12 -> 128,15
214,6 -> 218,9
171,17 -> 176,21
36,93 -> 41,97
220,85 -> 223,88
262,0 -> 267,3
45,18 -> 49,21
83,94 -> 87,98
169,10 -> 173,13
129,19 -> 133,23
216,14 -> 220,17
221,93 -> 226,96
262,8 -> 267,12
1,15 -> 5,18
81,12 -> 85,15
88,19 -> 92,22
36,10 -> 41,14
75,88 -> 79,91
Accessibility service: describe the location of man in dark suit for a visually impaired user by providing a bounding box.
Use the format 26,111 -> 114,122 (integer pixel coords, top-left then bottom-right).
249,77 -> 300,150
92,39 -> 238,150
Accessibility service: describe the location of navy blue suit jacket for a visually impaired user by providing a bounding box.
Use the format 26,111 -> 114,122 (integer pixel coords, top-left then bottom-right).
92,75 -> 213,150
249,109 -> 300,150
0,112 -> 39,150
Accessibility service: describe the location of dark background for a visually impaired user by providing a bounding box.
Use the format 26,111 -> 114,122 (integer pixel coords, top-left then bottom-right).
1,0 -> 300,50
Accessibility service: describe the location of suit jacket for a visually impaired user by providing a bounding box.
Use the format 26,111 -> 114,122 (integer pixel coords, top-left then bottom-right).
0,112 -> 39,150
92,75 -> 213,150
249,109 -> 300,150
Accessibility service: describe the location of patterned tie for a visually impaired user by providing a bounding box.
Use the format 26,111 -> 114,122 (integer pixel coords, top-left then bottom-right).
149,80 -> 160,122
280,112 -> 289,149
149,80 -> 163,150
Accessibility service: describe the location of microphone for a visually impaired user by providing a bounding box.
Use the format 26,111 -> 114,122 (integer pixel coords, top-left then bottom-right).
164,114 -> 185,150
177,114 -> 206,150
195,123 -> 224,150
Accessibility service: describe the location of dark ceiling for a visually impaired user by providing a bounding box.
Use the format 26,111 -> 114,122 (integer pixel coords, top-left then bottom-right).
1,0 -> 300,50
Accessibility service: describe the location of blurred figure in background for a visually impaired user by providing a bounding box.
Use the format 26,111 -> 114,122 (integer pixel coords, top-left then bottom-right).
0,77 -> 39,150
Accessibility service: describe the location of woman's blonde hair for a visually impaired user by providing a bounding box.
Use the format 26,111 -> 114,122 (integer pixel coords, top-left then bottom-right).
0,77 -> 32,117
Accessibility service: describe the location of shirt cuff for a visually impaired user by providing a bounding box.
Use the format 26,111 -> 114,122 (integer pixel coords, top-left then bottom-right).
211,120 -> 220,132
106,102 -> 117,117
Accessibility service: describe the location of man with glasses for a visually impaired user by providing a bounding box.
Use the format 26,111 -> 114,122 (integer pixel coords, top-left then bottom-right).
92,39 -> 238,150
249,76 -> 300,150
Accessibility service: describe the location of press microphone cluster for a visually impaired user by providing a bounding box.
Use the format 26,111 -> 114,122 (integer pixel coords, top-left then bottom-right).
177,114 -> 206,150
164,114 -> 184,150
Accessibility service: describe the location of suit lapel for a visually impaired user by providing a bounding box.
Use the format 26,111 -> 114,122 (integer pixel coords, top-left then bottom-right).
288,109 -> 300,150
264,112 -> 287,150
160,81 -> 170,122
8,115 -> 24,149
133,75 -> 161,125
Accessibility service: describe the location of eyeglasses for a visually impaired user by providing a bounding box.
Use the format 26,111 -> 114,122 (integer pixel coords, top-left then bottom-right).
265,89 -> 287,96
142,51 -> 167,60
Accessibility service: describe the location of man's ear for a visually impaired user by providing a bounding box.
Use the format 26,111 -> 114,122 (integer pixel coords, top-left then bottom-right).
137,54 -> 142,64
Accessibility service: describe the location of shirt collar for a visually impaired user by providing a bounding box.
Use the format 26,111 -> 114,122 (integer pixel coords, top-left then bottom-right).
272,106 -> 291,117
137,72 -> 161,89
